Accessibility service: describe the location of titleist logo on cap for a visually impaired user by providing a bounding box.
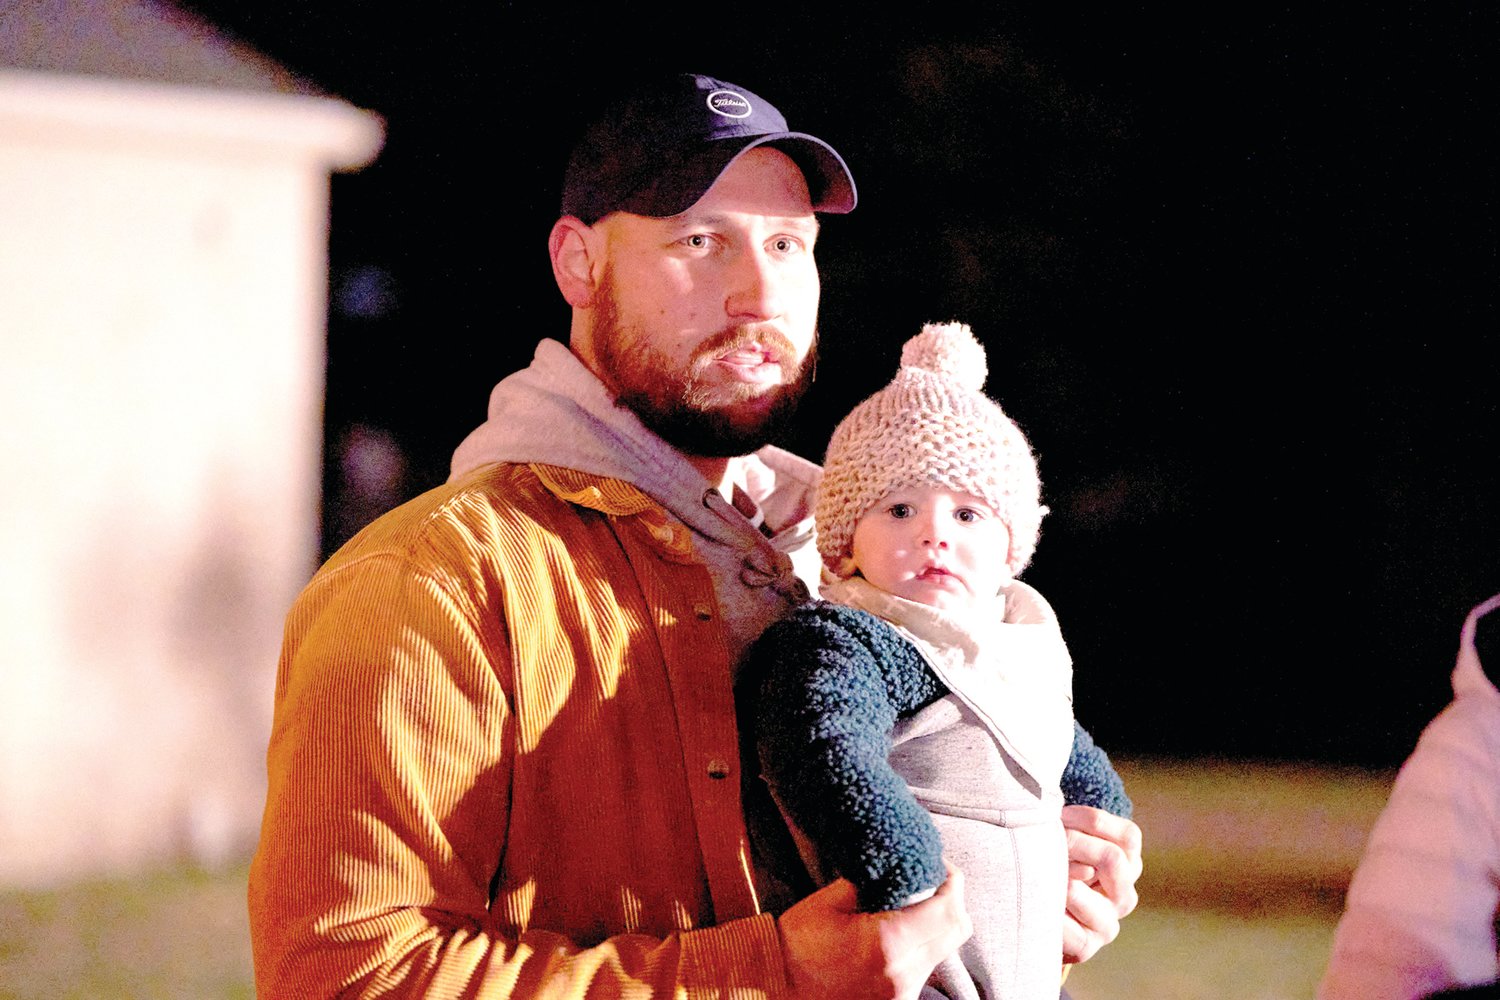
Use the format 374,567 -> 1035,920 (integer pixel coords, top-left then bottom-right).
706,90 -> 752,118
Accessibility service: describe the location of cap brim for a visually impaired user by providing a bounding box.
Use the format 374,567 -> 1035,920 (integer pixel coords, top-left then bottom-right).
758,133 -> 858,214
614,132 -> 857,219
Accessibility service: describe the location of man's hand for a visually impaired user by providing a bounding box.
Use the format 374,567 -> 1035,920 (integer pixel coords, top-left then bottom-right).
1061,804 -> 1143,964
779,863 -> 972,1000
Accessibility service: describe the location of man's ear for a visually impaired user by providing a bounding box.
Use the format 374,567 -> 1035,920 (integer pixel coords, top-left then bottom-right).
549,216 -> 601,308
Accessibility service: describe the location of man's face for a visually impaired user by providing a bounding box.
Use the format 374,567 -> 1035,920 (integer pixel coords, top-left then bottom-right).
583,147 -> 821,457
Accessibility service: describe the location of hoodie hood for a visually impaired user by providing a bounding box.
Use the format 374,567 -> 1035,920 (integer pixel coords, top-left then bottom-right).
1454,592 -> 1500,703
449,338 -> 821,659
453,338 -> 702,497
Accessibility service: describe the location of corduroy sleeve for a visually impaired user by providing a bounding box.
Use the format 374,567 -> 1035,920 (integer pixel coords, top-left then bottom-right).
248,537 -> 790,999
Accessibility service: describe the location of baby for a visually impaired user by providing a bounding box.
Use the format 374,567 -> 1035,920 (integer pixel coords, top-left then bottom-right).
745,322 -> 1131,1000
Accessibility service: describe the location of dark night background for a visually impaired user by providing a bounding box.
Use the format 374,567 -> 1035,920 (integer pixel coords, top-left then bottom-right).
182,5 -> 1496,768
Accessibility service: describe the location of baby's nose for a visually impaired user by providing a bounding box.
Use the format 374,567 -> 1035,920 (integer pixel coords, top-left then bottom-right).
920,526 -> 950,548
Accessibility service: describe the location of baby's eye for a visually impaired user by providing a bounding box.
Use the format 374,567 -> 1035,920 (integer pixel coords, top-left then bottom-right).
954,507 -> 982,523
888,503 -> 915,519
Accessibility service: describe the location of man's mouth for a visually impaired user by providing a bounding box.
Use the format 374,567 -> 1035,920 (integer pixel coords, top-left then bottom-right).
712,343 -> 784,385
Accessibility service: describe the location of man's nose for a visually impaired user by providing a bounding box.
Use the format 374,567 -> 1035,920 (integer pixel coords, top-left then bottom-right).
724,247 -> 783,321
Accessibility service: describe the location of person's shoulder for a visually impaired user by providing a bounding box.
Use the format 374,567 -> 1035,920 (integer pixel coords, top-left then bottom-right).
317,462 -> 562,579
750,601 -> 933,715
1420,688 -> 1500,760
776,599 -> 882,633
1387,679 -> 1500,818
758,600 -> 909,658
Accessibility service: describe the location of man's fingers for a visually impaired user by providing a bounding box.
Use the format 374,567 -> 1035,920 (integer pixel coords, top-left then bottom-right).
1062,878 -> 1121,964
1059,807 -> 1143,965
820,861 -> 968,998
933,863 -> 973,950
1060,913 -> 1092,965
890,861 -> 972,957
1061,805 -> 1144,862
1066,837 -> 1139,917
1062,809 -> 1143,918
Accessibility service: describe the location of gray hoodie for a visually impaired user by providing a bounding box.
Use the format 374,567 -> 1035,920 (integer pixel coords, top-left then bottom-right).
449,338 -> 821,664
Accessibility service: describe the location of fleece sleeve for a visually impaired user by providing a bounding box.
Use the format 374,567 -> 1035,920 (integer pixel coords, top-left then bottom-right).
749,605 -> 948,912
1061,720 -> 1134,819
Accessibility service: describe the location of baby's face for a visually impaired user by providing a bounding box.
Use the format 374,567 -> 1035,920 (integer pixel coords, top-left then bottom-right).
850,485 -> 1012,613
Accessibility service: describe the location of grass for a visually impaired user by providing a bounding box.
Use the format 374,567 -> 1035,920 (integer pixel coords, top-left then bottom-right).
0,862 -> 255,1000
1067,907 -> 1342,1000
0,758 -> 1397,1000
1066,756 -> 1397,1000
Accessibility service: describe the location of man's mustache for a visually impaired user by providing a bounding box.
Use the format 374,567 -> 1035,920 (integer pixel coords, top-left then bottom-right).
692,324 -> 800,367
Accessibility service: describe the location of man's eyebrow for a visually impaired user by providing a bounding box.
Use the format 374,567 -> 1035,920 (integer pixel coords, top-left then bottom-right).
668,212 -> 820,234
784,216 -> 822,237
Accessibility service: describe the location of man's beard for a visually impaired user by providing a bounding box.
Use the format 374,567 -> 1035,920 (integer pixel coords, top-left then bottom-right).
590,281 -> 816,458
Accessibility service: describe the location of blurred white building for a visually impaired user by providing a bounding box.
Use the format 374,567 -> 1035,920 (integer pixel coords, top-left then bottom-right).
0,0 -> 382,885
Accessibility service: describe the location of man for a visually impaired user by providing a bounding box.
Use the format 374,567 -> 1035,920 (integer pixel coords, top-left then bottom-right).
249,72 -> 1141,998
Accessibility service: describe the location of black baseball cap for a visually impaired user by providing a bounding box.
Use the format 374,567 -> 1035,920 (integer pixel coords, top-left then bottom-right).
560,73 -> 857,224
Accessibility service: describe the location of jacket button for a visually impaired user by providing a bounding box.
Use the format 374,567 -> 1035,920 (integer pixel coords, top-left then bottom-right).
693,602 -> 713,621
707,759 -> 731,779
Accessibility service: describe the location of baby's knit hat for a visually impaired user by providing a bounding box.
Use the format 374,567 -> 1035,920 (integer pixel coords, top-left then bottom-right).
815,321 -> 1044,579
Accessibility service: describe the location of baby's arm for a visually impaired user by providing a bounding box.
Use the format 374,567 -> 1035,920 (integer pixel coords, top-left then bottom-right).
749,604 -> 947,912
1061,720 -> 1133,818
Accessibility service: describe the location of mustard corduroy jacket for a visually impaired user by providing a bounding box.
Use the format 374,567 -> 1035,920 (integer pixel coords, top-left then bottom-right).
249,461 -> 790,998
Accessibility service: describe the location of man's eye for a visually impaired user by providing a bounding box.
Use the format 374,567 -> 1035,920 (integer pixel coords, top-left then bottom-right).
683,234 -> 711,249
771,237 -> 797,253
889,503 -> 914,519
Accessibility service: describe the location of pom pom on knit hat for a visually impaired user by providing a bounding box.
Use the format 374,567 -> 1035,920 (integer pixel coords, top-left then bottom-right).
900,323 -> 988,390
815,321 -> 1045,580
